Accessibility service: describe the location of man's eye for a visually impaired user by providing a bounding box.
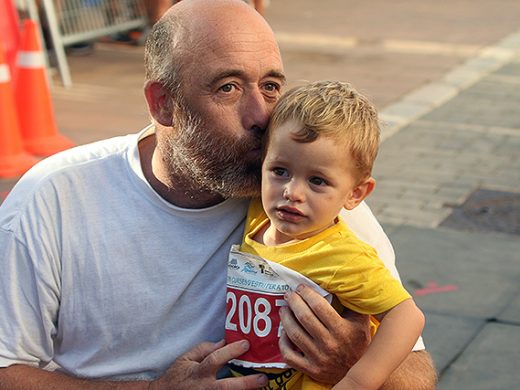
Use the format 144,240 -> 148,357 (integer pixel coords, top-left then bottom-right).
219,84 -> 235,93
263,83 -> 282,98
264,82 -> 280,92
273,167 -> 288,177
309,177 -> 327,186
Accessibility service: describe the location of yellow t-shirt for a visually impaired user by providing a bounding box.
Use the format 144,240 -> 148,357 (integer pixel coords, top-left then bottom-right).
230,199 -> 411,389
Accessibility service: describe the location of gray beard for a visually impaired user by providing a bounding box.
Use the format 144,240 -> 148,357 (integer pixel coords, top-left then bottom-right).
159,103 -> 262,199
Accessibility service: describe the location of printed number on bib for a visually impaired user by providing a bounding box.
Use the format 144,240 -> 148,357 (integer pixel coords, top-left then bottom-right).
225,289 -> 285,338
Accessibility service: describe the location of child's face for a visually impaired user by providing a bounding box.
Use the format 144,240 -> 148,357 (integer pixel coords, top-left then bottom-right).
261,120 -> 367,242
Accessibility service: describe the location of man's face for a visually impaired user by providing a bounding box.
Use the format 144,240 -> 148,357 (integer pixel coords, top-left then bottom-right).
160,21 -> 285,199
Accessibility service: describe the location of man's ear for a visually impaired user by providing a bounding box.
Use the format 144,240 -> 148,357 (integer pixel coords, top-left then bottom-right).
344,177 -> 376,210
144,81 -> 173,127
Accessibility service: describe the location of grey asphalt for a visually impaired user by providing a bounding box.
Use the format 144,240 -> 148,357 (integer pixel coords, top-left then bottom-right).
1,1 -> 519,388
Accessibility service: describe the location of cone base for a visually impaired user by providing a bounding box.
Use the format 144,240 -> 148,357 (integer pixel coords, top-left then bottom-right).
24,134 -> 75,157
0,152 -> 38,178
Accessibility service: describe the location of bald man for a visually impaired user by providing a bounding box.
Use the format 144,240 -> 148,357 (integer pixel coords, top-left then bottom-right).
0,1 -> 436,388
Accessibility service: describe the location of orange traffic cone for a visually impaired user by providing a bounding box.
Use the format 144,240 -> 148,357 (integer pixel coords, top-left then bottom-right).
14,19 -> 74,156
0,0 -> 21,77
0,42 -> 38,178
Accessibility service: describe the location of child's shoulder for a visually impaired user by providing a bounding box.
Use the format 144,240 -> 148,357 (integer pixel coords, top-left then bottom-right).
335,216 -> 379,256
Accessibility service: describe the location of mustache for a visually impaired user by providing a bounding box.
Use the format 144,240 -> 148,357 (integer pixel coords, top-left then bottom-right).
177,105 -> 265,156
215,129 -> 264,160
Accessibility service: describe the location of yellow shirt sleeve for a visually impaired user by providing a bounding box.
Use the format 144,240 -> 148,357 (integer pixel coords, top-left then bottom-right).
317,240 -> 411,315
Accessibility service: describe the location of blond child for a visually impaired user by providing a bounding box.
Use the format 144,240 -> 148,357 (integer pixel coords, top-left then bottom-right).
228,81 -> 425,389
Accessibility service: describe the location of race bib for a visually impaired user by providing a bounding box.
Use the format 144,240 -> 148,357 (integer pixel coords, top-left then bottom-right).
225,245 -> 331,368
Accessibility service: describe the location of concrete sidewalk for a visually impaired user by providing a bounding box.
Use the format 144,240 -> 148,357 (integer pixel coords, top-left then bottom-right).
369,30 -> 520,388
1,1 -> 520,388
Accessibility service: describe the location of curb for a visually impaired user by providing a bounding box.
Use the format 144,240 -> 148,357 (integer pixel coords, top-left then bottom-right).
379,29 -> 520,142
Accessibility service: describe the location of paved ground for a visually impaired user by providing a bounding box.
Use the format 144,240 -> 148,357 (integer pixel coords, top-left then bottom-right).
2,1 -> 520,388
375,32 -> 520,388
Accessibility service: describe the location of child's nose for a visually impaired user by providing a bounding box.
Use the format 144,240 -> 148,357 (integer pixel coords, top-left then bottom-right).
283,181 -> 304,202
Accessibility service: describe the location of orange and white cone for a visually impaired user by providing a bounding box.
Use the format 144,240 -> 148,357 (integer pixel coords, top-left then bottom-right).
14,19 -> 74,156
0,0 -> 21,77
0,42 -> 38,178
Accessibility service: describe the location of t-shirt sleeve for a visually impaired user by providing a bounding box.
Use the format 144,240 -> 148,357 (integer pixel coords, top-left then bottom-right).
0,227 -> 59,368
340,203 -> 400,280
326,245 -> 411,315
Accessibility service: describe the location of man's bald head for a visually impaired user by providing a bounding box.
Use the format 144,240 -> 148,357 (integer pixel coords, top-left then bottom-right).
144,0 -> 278,95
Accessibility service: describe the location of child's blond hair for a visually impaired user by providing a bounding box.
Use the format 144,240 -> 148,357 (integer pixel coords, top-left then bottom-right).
267,80 -> 380,181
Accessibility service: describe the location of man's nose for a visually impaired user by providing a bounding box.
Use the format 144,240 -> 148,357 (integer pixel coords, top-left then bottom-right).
242,88 -> 271,132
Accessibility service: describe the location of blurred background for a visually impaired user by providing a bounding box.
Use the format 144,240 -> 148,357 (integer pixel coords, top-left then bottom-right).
1,0 -> 519,388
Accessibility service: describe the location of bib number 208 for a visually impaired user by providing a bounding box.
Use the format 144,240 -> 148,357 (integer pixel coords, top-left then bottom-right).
225,290 -> 285,338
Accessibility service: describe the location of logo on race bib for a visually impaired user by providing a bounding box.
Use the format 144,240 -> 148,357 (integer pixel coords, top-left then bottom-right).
242,261 -> 258,274
228,258 -> 240,270
258,263 -> 276,276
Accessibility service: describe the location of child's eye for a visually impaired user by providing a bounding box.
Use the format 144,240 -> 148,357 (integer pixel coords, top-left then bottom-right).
309,176 -> 327,186
272,167 -> 289,177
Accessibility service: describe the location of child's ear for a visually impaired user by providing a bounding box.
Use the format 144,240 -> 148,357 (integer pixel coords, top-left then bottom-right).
144,81 -> 173,127
344,177 -> 376,210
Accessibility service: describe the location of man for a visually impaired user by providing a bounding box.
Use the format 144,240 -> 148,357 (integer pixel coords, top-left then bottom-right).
0,0 -> 436,388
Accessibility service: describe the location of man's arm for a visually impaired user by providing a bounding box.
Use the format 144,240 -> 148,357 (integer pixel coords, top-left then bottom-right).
381,350 -> 437,390
0,365 -> 147,389
280,285 -> 437,389
0,341 -> 267,390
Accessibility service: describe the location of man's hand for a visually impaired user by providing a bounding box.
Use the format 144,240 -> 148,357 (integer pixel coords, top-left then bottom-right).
279,284 -> 371,385
150,340 -> 267,390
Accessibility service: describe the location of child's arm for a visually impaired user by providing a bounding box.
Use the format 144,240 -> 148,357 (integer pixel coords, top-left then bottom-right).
332,298 -> 425,390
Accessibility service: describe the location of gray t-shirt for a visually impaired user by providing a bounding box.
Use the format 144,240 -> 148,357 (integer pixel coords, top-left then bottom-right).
0,126 -> 249,380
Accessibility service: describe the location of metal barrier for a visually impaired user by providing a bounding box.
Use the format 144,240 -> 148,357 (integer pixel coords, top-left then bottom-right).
36,0 -> 147,87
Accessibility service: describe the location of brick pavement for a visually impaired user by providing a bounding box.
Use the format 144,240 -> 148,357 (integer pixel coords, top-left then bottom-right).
363,31 -> 520,388
370,29 -> 520,229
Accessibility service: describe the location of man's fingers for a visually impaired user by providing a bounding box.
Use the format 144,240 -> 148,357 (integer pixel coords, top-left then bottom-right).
161,340 -> 265,389
283,286 -> 330,339
292,284 -> 343,331
279,305 -> 318,357
278,329 -> 308,370
199,340 -> 251,374
217,374 -> 268,390
182,340 -> 226,363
